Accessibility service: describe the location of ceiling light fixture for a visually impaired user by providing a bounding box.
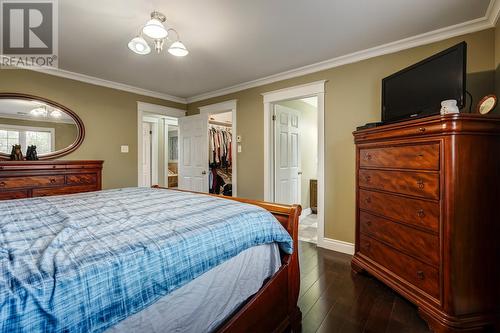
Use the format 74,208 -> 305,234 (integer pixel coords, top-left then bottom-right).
129,11 -> 188,57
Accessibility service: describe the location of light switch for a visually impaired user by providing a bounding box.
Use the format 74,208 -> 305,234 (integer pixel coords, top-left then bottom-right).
121,145 -> 129,153
237,144 -> 242,153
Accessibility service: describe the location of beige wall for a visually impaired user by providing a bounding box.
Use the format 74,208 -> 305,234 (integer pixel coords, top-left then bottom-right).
0,69 -> 185,189
0,117 -> 78,151
276,99 -> 318,210
188,29 -> 496,243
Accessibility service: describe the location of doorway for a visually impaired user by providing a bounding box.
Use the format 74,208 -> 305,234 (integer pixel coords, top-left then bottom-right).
273,97 -> 318,243
177,100 -> 237,195
137,102 -> 186,188
263,81 -> 325,246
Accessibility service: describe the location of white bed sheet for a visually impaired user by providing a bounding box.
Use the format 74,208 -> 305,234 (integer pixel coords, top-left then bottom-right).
105,243 -> 281,333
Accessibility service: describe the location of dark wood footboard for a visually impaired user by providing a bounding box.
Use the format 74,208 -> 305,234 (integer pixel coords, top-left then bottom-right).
153,187 -> 302,332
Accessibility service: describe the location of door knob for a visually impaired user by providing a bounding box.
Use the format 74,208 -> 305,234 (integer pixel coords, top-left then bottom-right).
202,171 -> 207,175
298,171 -> 303,175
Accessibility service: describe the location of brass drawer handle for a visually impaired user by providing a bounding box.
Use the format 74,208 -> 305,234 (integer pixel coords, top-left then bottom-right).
416,271 -> 425,280
50,178 -> 56,183
0,181 -> 5,187
364,153 -> 372,161
365,175 -> 371,182
416,179 -> 425,189
364,197 -> 371,204
418,127 -> 426,133
417,209 -> 425,218
366,220 -> 372,226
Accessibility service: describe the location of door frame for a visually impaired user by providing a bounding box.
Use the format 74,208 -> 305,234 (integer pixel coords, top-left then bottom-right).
137,102 -> 186,187
262,81 -> 326,246
141,118 -> 159,186
198,99 -> 238,197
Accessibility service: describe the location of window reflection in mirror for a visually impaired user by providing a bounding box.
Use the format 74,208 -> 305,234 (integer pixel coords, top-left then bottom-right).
0,98 -> 78,156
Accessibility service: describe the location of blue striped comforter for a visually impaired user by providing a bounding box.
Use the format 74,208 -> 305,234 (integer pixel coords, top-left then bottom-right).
0,187 -> 292,333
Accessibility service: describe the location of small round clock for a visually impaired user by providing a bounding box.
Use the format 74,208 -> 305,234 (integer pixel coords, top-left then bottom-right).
476,95 -> 497,115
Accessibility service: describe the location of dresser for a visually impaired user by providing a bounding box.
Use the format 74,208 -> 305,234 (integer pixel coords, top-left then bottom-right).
352,114 -> 500,332
0,160 -> 103,200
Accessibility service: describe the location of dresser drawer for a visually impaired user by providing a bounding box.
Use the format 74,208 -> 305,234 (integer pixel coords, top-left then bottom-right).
360,211 -> 439,266
32,185 -> 97,198
0,176 -> 65,189
359,189 -> 439,232
0,190 -> 29,200
360,234 -> 439,299
359,169 -> 439,199
360,143 -> 439,170
66,174 -> 97,185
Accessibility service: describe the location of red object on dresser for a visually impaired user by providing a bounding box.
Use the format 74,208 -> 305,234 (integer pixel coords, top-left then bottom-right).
0,160 -> 103,200
352,114 -> 500,332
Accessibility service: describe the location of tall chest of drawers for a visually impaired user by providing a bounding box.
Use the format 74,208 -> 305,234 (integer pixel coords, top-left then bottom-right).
352,114 -> 500,333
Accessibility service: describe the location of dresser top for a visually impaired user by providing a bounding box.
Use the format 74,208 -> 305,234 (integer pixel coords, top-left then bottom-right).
353,113 -> 500,143
0,160 -> 103,171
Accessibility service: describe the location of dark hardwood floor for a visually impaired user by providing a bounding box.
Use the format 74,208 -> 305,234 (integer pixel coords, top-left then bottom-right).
298,241 -> 431,333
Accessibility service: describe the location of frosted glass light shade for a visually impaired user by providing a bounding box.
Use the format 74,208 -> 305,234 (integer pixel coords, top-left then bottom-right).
168,41 -> 189,57
128,36 -> 151,55
142,19 -> 168,39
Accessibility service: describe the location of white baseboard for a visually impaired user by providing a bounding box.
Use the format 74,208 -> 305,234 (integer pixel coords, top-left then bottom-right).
299,208 -> 312,220
318,237 -> 355,255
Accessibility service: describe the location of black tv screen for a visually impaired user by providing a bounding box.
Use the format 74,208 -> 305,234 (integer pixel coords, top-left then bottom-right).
382,42 -> 466,123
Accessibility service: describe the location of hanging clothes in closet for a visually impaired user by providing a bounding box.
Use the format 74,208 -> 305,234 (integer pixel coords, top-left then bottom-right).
209,125 -> 232,196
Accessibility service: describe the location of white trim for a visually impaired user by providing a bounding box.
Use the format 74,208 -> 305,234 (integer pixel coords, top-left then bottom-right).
137,102 -> 186,118
29,67 -> 187,104
487,0 -> 500,25
262,81 -> 326,103
263,81 -> 326,248
199,100 -> 238,197
137,103 -> 185,187
321,238 -> 355,256
199,100 -> 237,114
186,2 -> 500,103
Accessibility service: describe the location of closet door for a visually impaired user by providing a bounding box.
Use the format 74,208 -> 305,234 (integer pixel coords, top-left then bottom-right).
274,105 -> 301,205
178,114 -> 209,193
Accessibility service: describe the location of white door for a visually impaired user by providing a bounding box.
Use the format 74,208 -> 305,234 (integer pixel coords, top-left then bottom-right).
274,104 -> 301,205
178,114 -> 209,192
142,122 -> 152,187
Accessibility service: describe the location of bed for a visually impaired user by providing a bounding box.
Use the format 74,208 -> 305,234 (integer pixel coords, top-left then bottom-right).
0,187 -> 301,333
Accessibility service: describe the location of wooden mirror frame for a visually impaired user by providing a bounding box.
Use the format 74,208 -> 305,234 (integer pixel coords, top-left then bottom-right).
0,93 -> 85,160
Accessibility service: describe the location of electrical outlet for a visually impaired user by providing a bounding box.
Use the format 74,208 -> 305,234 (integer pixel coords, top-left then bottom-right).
236,135 -> 242,143
238,144 -> 242,153
121,145 -> 129,153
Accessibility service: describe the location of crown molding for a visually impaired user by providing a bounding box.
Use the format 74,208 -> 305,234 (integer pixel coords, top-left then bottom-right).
29,67 -> 188,104
186,0 -> 500,103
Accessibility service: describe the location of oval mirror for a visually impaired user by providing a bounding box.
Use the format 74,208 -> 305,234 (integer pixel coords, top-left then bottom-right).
0,93 -> 84,160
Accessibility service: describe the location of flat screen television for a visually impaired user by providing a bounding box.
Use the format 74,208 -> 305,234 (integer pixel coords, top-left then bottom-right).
382,42 -> 466,123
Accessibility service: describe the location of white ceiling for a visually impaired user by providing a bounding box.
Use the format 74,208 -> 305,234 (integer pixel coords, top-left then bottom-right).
57,0 -> 492,100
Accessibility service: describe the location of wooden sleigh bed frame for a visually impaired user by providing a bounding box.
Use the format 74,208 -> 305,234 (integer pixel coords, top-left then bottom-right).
153,186 -> 303,333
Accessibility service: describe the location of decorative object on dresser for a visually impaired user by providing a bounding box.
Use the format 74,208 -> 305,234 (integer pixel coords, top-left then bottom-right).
0,160 -> 103,200
352,114 -> 500,333
476,94 -> 497,115
9,145 -> 23,160
0,93 -> 85,160
26,145 -> 39,160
